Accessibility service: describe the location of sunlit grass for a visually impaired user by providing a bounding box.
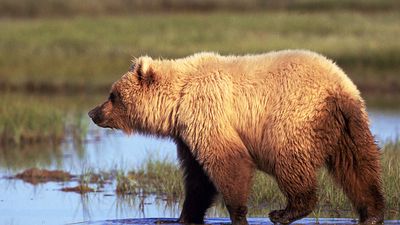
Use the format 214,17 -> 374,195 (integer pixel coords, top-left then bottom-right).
381,141 -> 400,212
0,94 -> 64,145
0,11 -> 399,95
117,156 -> 183,199
0,93 -> 100,146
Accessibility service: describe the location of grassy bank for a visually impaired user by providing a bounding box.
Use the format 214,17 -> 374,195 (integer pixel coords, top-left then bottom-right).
118,141 -> 400,219
0,11 -> 399,99
0,93 -> 64,145
0,93 -> 97,146
116,156 -> 183,198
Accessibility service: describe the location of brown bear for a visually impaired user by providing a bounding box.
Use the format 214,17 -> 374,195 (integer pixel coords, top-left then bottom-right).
88,50 -> 384,225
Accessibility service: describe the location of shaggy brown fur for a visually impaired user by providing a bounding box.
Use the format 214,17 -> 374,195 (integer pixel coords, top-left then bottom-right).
89,50 -> 384,225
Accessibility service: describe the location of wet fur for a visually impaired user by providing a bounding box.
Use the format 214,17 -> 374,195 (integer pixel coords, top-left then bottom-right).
89,50 -> 385,225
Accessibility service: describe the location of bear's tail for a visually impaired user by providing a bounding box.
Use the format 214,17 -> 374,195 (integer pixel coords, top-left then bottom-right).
326,93 -> 384,223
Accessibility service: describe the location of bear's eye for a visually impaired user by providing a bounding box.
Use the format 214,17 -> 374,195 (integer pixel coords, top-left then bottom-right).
109,92 -> 116,103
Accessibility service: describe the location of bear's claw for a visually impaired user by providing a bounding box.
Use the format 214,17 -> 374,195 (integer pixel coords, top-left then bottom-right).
360,216 -> 384,225
269,209 -> 311,225
269,209 -> 291,224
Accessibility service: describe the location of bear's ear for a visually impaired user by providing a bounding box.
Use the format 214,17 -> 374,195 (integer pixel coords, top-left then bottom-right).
136,56 -> 156,86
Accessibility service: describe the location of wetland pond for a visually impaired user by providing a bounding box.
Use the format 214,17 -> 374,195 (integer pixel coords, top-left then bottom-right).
0,103 -> 399,225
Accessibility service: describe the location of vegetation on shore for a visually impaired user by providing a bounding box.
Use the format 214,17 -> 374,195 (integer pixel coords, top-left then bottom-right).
0,94 -> 65,145
14,168 -> 74,184
116,156 -> 183,198
0,93 -> 97,146
0,11 -> 399,99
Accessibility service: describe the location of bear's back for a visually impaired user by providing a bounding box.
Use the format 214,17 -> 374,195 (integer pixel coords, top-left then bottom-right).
225,50 -> 359,99
192,51 -> 365,157
177,50 -> 363,128
180,50 -> 360,100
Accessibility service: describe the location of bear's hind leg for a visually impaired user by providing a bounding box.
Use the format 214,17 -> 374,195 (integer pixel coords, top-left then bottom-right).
269,160 -> 318,224
327,92 -> 385,224
326,143 -> 385,224
176,139 -> 218,224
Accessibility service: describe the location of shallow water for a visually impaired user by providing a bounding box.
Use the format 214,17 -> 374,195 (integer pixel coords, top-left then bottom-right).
369,110 -> 400,143
0,109 -> 399,225
85,217 -> 400,225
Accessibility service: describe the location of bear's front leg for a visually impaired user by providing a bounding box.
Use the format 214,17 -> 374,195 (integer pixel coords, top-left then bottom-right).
198,140 -> 255,225
176,139 -> 218,224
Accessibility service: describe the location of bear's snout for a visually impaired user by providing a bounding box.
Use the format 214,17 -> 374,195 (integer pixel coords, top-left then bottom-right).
88,106 -> 104,125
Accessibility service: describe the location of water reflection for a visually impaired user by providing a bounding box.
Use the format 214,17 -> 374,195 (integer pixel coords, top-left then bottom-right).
0,178 -> 182,225
0,129 -> 177,175
0,143 -> 63,174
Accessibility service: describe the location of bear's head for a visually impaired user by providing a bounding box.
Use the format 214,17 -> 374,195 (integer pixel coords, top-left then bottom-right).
88,56 -> 164,135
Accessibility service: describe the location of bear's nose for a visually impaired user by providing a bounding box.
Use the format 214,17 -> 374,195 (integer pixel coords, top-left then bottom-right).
88,107 -> 98,119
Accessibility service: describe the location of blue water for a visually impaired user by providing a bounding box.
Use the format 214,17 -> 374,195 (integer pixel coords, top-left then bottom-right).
369,111 -> 400,143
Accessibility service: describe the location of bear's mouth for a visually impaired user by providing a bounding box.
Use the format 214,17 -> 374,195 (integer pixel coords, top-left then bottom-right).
98,124 -> 112,129
93,120 -> 116,130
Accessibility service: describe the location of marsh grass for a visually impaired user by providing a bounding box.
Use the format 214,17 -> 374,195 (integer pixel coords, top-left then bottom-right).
77,168 -> 115,192
0,93 -> 101,146
0,11 -> 399,99
116,170 -> 139,195
117,156 -> 183,199
116,142 -> 400,218
63,170 -> 115,193
381,141 -> 400,212
14,168 -> 73,185
0,94 -> 64,145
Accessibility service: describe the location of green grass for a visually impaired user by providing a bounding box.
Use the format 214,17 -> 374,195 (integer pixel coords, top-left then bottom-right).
0,93 -> 64,145
116,142 -> 400,219
381,141 -> 400,212
117,156 -> 183,199
0,93 -> 99,146
0,11 -> 399,99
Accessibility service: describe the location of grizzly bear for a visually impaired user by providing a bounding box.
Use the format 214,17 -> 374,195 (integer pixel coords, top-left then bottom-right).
89,50 -> 384,225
